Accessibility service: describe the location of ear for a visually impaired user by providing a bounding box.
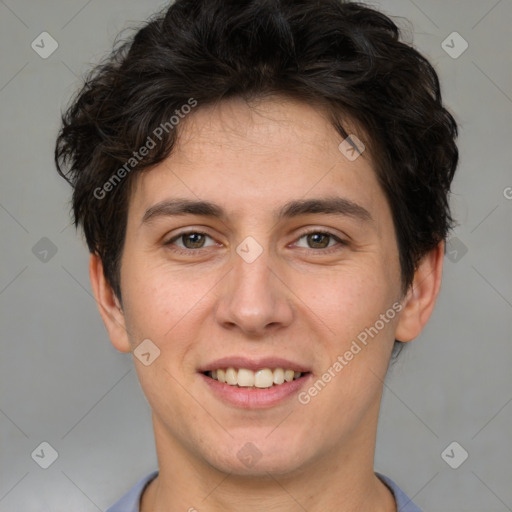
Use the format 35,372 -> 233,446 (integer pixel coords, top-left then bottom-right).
394,241 -> 444,343
89,253 -> 132,353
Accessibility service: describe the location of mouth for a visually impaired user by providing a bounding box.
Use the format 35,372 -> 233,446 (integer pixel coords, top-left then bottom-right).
202,367 -> 309,389
198,357 -> 312,408
199,362 -> 312,409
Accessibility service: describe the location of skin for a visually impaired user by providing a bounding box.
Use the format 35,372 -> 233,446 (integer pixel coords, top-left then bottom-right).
90,96 -> 444,512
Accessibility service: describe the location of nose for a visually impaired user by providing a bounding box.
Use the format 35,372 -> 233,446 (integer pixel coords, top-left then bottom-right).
214,245 -> 294,337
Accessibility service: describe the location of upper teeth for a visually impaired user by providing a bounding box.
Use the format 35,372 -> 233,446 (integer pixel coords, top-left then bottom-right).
209,368 -> 303,388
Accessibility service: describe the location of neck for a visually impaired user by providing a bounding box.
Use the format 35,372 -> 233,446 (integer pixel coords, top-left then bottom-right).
142,461 -> 395,512
140,407 -> 396,512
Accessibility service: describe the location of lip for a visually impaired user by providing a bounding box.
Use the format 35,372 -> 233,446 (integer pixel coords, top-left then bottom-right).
198,356 -> 311,373
200,372 -> 312,409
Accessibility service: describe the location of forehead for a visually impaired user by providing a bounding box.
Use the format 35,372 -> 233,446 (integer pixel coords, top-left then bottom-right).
128,96 -> 386,223
172,95 -> 366,163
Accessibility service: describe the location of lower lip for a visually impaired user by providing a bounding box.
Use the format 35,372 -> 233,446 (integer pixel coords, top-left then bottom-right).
200,373 -> 312,409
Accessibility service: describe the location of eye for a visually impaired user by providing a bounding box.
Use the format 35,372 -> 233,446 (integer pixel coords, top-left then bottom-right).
294,230 -> 345,251
165,231 -> 217,252
164,228 -> 346,256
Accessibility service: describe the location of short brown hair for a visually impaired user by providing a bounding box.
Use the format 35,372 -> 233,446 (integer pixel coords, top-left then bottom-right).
55,0 -> 458,316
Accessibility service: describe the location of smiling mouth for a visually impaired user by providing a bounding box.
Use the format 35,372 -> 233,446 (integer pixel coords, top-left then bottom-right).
203,367 -> 310,389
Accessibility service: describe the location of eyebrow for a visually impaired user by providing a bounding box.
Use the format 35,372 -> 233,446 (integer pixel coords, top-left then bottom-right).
141,196 -> 373,226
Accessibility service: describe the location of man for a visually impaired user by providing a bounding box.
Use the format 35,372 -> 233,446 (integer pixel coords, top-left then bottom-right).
55,0 -> 458,510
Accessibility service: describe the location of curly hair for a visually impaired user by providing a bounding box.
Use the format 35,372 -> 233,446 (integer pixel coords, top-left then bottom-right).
55,0 -> 458,351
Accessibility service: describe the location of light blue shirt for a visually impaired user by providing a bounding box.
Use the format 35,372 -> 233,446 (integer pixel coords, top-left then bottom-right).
105,470 -> 423,511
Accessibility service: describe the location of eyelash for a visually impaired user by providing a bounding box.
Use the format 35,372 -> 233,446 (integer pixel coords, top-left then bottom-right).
164,229 -> 346,256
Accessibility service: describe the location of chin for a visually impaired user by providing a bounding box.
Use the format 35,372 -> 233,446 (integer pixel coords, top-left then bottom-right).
203,436 -> 313,477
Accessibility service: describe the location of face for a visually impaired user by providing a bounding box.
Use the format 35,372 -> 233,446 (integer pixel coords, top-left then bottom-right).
111,96 -> 407,476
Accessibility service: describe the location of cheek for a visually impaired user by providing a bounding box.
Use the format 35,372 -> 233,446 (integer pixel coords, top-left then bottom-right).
120,257 -> 218,346
296,263 -> 397,338
296,270 -> 399,421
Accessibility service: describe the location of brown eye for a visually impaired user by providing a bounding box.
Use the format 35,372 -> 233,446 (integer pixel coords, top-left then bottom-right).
305,233 -> 331,249
166,231 -> 215,251
180,233 -> 207,249
295,231 -> 343,250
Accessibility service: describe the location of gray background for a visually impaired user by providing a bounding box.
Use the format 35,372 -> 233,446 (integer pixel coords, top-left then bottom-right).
1,0 -> 511,511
